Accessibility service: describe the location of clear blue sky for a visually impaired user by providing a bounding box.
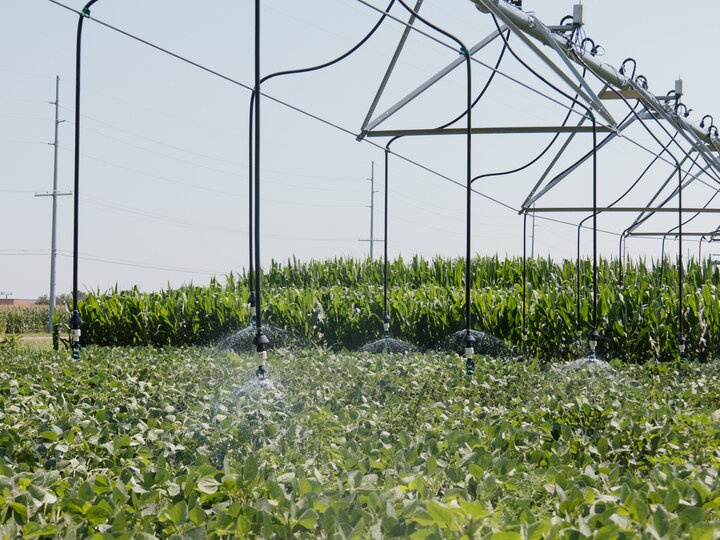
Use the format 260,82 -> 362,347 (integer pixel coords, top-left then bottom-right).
2,0 -> 720,299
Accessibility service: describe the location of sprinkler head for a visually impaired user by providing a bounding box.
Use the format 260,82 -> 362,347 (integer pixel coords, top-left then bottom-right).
678,334 -> 686,356
522,328 -> 528,342
589,329 -> 599,356
256,364 -> 266,379
69,310 -> 82,360
247,291 -> 256,309
253,330 -> 270,379
383,314 -> 391,335
463,331 -> 475,376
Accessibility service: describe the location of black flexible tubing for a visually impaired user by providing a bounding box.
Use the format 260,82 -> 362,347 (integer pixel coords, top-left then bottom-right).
471,68 -> 585,185
571,52 -> 720,188
381,30 -> 512,327
679,166 -> 684,347
383,144 -> 390,325
53,0 -> 632,294
434,29 -> 510,131
253,0 -> 263,341
576,214 -> 592,334
248,0 -> 396,342
394,0 -> 475,346
608,132 -> 680,209
71,0 -> 101,357
618,159 -> 700,281
247,108 -> 254,310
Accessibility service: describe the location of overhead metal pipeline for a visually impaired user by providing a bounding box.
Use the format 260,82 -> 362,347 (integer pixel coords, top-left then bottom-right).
470,0 -> 720,148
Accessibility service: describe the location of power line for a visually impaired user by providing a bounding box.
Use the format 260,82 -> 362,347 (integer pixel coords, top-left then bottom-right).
42,0 -> 633,240
62,114 -> 367,187
56,250 -> 226,275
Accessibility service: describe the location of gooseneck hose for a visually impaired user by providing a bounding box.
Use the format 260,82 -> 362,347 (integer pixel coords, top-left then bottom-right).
247,0 -> 397,377
383,145 -> 392,341
379,31 -> 509,347
678,165 -> 685,356
247,104 -> 255,323
376,0 -> 475,373
252,0 -> 269,379
70,0 -> 101,360
581,68 -> 689,356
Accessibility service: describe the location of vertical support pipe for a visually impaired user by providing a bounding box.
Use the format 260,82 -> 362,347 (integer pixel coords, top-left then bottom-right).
253,0 -> 269,377
70,0 -> 100,360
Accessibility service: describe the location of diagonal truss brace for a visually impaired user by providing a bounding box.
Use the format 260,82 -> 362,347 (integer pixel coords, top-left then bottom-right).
359,26 -> 506,138
523,114 -> 636,209
531,16 -> 614,126
358,0 -> 425,139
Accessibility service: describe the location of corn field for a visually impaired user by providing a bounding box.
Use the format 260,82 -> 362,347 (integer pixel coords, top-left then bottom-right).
0,306 -> 66,334
68,256 -> 720,362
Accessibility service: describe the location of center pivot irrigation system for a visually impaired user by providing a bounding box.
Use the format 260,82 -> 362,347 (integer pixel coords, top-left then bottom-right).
62,0 -> 720,374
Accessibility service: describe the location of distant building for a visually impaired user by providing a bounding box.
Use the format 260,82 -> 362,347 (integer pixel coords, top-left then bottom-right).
0,299 -> 37,307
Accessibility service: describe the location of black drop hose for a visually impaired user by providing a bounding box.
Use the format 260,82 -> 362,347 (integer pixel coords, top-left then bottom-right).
472,68 -> 585,185
70,0 -> 102,359
247,0 -> 396,346
381,25 -> 510,336
435,30 -> 510,131
394,0 -> 476,361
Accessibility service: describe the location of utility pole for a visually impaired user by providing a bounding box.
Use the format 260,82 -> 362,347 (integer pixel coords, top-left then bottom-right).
359,162 -> 382,257
530,203 -> 536,258
368,161 -> 376,259
35,76 -> 70,334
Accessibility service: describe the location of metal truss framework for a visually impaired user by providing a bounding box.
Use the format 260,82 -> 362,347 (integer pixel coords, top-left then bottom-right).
358,0 -> 720,244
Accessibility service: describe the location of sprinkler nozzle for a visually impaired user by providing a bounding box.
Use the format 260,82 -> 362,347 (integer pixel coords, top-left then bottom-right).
589,328 -> 599,357
678,334 -> 686,356
255,351 -> 267,379
253,330 -> 269,379
522,329 -> 528,342
247,291 -> 256,309
69,310 -> 82,360
383,314 -> 390,336
463,331 -> 475,376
